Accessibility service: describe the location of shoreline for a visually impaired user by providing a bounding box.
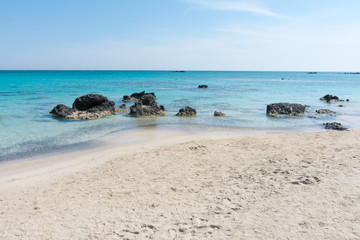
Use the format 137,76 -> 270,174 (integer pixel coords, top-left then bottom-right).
0,129 -> 359,239
0,125 -> 325,190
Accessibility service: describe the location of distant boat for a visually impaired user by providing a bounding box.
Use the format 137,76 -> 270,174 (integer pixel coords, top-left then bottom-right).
173,70 -> 186,73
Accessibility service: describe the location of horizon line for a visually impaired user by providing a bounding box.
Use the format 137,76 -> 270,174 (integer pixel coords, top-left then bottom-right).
0,69 -> 358,73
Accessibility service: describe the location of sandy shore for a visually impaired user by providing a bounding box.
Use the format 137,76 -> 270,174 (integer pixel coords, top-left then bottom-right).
0,130 -> 359,239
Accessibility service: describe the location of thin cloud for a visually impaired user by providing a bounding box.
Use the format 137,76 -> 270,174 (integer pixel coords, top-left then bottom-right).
186,0 -> 283,17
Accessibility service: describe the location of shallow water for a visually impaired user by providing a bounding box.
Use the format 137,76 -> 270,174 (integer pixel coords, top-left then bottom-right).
0,70 -> 359,160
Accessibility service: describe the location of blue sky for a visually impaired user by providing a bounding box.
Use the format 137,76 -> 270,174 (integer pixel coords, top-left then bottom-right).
1,0 -> 360,70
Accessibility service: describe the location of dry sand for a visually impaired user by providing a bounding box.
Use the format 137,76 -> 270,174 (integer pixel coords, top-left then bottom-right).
0,130 -> 359,239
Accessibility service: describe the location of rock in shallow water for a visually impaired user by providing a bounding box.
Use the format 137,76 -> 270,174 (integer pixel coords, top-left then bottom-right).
214,111 -> 226,117
266,103 -> 306,117
123,91 -> 155,102
129,94 -> 165,117
176,106 -> 197,117
50,104 -> 75,118
320,94 -> 341,102
323,122 -> 348,131
72,94 -> 108,111
50,94 -> 115,120
315,109 -> 336,115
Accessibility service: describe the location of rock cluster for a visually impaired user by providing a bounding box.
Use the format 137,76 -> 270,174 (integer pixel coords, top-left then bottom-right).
266,103 -> 306,117
198,85 -> 208,88
129,94 -> 165,117
323,122 -> 348,131
123,91 -> 155,102
50,94 -> 115,119
176,106 -> 197,117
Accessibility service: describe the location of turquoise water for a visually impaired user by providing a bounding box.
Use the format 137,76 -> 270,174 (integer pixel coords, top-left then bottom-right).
0,71 -> 359,160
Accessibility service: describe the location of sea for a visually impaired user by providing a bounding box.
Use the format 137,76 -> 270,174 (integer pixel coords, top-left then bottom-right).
1,71 -> 359,161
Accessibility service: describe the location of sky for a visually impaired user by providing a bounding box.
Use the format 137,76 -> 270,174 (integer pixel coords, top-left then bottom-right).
0,0 -> 360,71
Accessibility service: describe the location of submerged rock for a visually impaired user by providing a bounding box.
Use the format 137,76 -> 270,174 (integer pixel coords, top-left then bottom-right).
119,104 -> 127,109
50,94 -> 115,120
315,109 -> 336,115
323,122 -> 348,131
266,103 -> 306,117
320,94 -> 341,103
198,85 -> 208,88
214,111 -> 226,117
129,94 -> 165,117
176,106 -> 197,117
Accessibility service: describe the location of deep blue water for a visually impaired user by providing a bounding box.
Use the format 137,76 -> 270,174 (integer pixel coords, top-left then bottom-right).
0,71 -> 359,160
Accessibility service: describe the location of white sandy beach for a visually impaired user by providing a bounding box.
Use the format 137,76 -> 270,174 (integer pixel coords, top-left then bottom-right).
0,130 -> 359,239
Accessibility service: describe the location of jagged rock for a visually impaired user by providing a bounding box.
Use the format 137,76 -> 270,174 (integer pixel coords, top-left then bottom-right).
266,103 -> 306,117
198,85 -> 208,88
119,104 -> 126,109
160,105 -> 166,111
73,94 -> 108,111
176,106 -> 197,117
50,104 -> 75,118
129,94 -> 165,117
320,94 -> 340,102
315,109 -> 336,115
123,91 -> 156,102
214,111 -> 226,117
50,94 -> 115,120
323,122 -> 348,131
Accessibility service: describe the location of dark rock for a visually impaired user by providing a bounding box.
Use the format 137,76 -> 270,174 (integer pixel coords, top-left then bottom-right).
320,94 -> 340,102
337,105 -> 344,107
50,104 -> 76,118
323,122 -> 348,131
122,95 -> 135,102
86,101 -> 115,114
214,111 -> 226,117
346,99 -> 350,102
198,85 -> 208,88
123,91 -> 156,102
131,91 -> 155,100
160,105 -> 166,111
129,94 -> 165,117
266,103 -> 306,117
315,109 -> 336,115
50,94 -> 115,120
307,72 -> 317,74
73,94 -> 108,111
176,106 -> 197,117
119,104 -> 126,109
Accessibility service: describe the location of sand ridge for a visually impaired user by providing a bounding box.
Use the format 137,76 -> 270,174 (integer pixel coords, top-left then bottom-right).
0,130 -> 359,239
